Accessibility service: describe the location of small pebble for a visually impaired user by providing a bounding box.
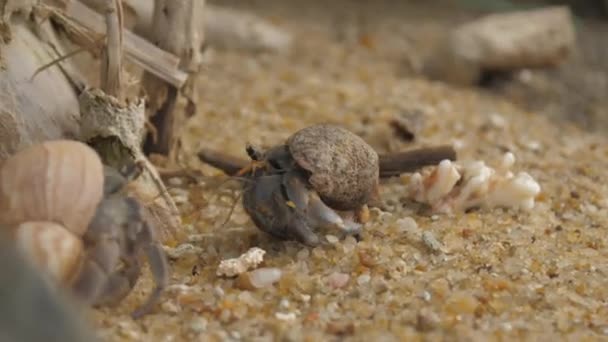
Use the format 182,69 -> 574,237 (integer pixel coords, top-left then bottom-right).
524,140 -> 542,151
172,195 -> 188,205
279,298 -> 290,309
161,300 -> 181,314
214,286 -> 225,297
275,312 -> 297,321
416,309 -> 440,331
422,231 -> 444,253
326,235 -> 339,244
396,217 -> 418,234
168,177 -> 183,186
117,320 -> 140,340
489,113 -> 507,128
357,273 -> 371,285
237,267 -> 282,290
326,272 -> 350,289
296,248 -> 310,260
188,317 -> 208,333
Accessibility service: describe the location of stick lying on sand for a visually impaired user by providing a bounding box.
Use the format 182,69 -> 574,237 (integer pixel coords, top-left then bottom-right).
198,145 -> 457,178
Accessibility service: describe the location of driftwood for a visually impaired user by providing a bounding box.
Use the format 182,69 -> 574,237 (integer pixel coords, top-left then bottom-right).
197,146 -> 457,178
140,0 -> 206,156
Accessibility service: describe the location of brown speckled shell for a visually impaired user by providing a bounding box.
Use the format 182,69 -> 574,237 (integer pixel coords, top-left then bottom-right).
287,124 -> 379,210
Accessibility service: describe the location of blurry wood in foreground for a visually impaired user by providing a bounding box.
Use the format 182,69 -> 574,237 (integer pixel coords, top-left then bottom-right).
424,6 -> 576,86
197,146 -> 457,179
140,0 -> 206,157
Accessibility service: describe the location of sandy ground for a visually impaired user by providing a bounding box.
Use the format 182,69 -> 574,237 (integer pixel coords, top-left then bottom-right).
93,1 -> 608,341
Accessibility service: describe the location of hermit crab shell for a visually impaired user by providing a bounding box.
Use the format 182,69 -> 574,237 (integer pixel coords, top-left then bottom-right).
287,124 -> 379,210
0,140 -> 105,236
14,221 -> 84,284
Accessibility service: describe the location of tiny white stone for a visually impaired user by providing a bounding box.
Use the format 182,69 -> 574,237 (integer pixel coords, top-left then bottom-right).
396,217 -> 418,234
325,235 -> 339,244
161,300 -> 181,314
213,286 -> 225,297
357,273 -> 371,285
422,231 -> 443,253
168,177 -> 183,186
275,312 -> 297,321
489,113 -> 507,128
189,317 -> 208,333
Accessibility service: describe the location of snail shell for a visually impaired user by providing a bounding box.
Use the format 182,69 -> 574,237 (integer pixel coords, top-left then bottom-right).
14,221 -> 84,284
0,140 -> 105,236
287,124 -> 379,210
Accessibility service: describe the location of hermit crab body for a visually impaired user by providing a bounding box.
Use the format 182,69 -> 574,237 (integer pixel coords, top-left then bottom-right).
241,124 -> 379,245
199,124 -> 457,246
0,140 -> 169,318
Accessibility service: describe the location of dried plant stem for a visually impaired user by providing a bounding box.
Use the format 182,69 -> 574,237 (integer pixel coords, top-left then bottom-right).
100,0 -> 123,99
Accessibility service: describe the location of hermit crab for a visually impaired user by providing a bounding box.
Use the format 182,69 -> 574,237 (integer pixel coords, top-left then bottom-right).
199,123 -> 456,246
0,140 -> 169,318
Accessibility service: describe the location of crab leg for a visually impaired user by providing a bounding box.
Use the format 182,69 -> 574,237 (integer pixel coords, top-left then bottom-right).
130,220 -> 169,319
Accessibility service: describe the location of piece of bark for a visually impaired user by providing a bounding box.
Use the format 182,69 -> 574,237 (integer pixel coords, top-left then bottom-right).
0,19 -> 80,163
197,146 -> 457,178
141,0 -> 205,157
424,6 -> 576,85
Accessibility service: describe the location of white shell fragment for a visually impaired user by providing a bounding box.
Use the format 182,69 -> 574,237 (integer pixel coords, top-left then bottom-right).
217,247 -> 266,277
408,152 -> 541,213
